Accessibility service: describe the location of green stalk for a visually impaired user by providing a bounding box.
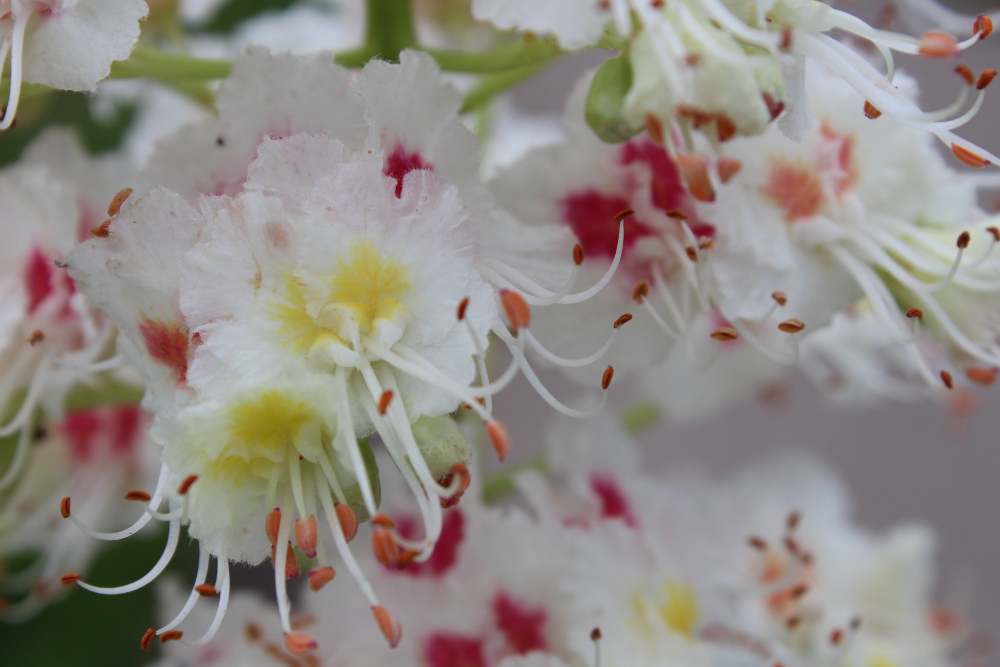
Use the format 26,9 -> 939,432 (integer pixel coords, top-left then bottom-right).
461,60 -> 552,113
109,46 -> 231,80
364,0 -> 418,63
425,34 -> 564,73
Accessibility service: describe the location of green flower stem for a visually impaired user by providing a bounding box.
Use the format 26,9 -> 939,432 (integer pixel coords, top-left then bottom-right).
364,0 -> 418,63
461,60 -> 552,113
425,34 -> 565,73
109,45 -> 230,80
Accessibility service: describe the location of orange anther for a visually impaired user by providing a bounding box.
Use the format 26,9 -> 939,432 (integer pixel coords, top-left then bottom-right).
665,209 -> 687,220
780,25 -> 793,50
372,605 -> 403,648
500,289 -> 531,330
601,365 -> 615,390
778,318 -> 805,334
335,503 -> 358,542
715,115 -> 736,142
456,297 -> 469,321
91,219 -> 112,238
952,143 -> 990,168
645,114 -> 665,145
140,628 -> 156,650
124,490 -> 151,502
591,627 -> 602,642
294,515 -> 318,559
60,497 -> 71,518
284,542 -> 300,579
772,291 -> 788,306
787,511 -> 800,530
245,623 -> 263,642
906,308 -> 924,319
195,584 -> 217,596
958,231 -> 971,248
284,631 -> 318,655
453,462 -> 472,493
790,583 -> 809,599
614,313 -> 632,329
956,64 -> 975,85
988,226 -> 1000,241
966,367 -> 998,386
632,279 -> 650,303
485,419 -> 510,461
850,617 -> 862,631
372,528 -> 400,567
685,246 -> 699,262
60,573 -> 80,585
573,243 -> 584,266
941,370 -> 954,389
747,535 -> 768,550
711,327 -> 739,341
977,69 -> 997,90
717,157 -> 742,183
863,101 -> 882,119
397,549 -> 420,569
378,390 -> 394,415
919,31 -> 959,58
178,474 -> 198,495
107,187 -> 133,216
266,508 -> 281,545
829,629 -> 843,646
372,513 -> 396,528
677,153 -> 715,202
308,566 -> 336,592
975,14 -> 994,39
28,329 -> 45,346
614,208 -> 635,223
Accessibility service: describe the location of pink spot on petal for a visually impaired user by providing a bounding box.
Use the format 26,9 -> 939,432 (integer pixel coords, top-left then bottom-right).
761,160 -> 825,222
424,633 -> 487,667
559,191 -> 656,263
393,509 -> 465,577
384,143 -> 431,198
108,405 -> 144,455
24,246 -> 55,314
589,472 -> 637,526
492,591 -> 547,655
138,318 -> 189,383
59,410 -> 103,463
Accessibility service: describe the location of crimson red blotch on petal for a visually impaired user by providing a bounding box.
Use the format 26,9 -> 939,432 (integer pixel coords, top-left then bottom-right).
589,472 -> 637,527
384,143 -> 432,198
424,633 -> 487,667
492,591 -> 548,655
394,509 -> 465,577
138,317 -> 190,383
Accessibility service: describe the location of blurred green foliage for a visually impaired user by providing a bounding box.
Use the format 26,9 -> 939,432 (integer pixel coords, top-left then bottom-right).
197,0 -> 308,33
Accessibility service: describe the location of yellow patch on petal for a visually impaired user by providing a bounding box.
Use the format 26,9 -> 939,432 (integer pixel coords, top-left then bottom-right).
629,580 -> 699,642
318,240 -> 411,336
224,390 -> 317,461
268,275 -> 343,355
869,652 -> 898,667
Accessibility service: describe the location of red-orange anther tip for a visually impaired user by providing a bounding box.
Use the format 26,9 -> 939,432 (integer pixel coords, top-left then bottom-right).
371,528 -> 400,567
573,243 -> 585,265
601,365 -> 615,390
456,297 -> 469,321
710,327 -> 739,341
485,420 -> 511,461
140,628 -> 156,651
284,631 -> 318,655
591,627 -> 602,641
194,584 -> 217,596
778,318 -> 805,334
717,157 -> 742,183
863,100 -> 882,119
975,14 -> 994,39
829,629 -> 844,646
988,226 -> 1000,242
308,566 -> 336,592
772,291 -> 788,306
955,64 -> 975,85
294,515 -> 319,559
284,542 -> 301,579
107,187 -> 133,216
966,367 -> 999,386
850,616 -> 863,630
677,153 -> 716,202
60,573 -> 80,585
614,208 -> 635,223
499,289 -> 531,330
613,313 -> 633,329
124,490 -> 151,502
665,209 -> 688,220
178,474 -> 198,495
919,31 -> 960,58
631,278 -> 650,304
60,497 -> 71,518
958,231 -> 972,248
266,508 -> 282,545
977,69 -> 997,90
941,370 -> 955,389
28,330 -> 45,346
91,219 -> 113,238
952,143 -> 990,168
747,535 -> 768,550
645,114 -> 665,145
715,115 -> 736,142
685,246 -> 699,262
372,605 -> 403,648
334,503 -> 358,542
372,513 -> 396,528
906,308 -> 924,319
377,389 -> 394,415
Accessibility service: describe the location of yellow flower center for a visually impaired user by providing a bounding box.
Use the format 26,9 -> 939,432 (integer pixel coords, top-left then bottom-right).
629,579 -> 699,642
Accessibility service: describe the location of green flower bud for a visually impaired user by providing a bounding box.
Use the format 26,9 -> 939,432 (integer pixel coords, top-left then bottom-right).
411,414 -> 472,480
586,55 -> 644,143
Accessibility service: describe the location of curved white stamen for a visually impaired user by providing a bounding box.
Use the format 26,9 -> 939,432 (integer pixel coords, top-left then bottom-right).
183,560 -> 231,647
333,367 -> 377,518
316,449 -> 348,505
905,314 -> 951,388
525,326 -> 620,367
0,9 -> 31,131
516,353 -> 608,418
829,245 -> 914,343
77,515 -> 181,594
289,455 -> 308,522
273,489 -> 294,633
0,414 -> 32,492
463,319 -> 493,414
70,465 -> 168,540
642,299 -> 681,339
0,358 -> 45,439
317,472 -> 379,606
558,221 -> 625,304
729,318 -> 800,366
158,547 -> 211,633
